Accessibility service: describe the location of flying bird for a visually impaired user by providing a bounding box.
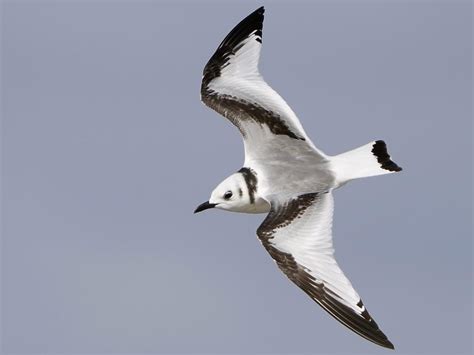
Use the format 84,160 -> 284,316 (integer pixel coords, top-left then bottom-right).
195,6 -> 401,349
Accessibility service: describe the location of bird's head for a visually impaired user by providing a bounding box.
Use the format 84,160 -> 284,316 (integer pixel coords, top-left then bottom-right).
194,173 -> 249,213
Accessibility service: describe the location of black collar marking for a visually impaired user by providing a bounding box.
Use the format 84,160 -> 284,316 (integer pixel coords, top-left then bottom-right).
238,167 -> 258,204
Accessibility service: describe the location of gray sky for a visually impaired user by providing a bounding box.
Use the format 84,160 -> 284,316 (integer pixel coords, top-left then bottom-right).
1,0 -> 472,354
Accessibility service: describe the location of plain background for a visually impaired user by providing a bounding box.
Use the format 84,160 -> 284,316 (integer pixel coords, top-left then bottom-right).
1,0 -> 472,354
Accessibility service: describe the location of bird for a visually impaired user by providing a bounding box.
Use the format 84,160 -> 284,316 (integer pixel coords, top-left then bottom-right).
194,6 -> 401,349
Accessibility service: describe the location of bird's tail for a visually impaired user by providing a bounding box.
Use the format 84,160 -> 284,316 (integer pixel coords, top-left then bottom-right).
330,140 -> 402,185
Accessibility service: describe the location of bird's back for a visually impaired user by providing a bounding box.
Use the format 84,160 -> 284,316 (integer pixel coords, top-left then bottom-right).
248,151 -> 336,199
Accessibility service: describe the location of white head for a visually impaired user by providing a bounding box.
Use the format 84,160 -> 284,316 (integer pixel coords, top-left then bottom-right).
195,173 -> 250,213
194,168 -> 269,214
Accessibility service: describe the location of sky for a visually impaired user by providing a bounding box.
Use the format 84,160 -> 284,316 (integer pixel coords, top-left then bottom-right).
1,1 -> 472,354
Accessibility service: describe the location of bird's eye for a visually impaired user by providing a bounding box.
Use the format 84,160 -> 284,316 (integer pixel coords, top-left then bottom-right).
224,191 -> 233,200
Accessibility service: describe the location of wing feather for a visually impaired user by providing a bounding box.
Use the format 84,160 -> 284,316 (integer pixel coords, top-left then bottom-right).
201,7 -> 327,162
257,192 -> 394,349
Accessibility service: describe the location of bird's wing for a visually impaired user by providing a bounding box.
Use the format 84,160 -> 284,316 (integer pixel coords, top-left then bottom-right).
257,192 -> 394,349
201,7 -> 328,164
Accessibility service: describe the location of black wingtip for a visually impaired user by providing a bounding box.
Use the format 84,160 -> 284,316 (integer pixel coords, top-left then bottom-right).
245,6 -> 265,40
220,6 -> 265,48
202,6 -> 265,86
372,140 -> 402,172
379,337 -> 395,350
255,6 -> 265,15
386,340 -> 395,350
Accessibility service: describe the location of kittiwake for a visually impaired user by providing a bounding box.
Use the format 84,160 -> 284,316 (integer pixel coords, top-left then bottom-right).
194,6 -> 402,349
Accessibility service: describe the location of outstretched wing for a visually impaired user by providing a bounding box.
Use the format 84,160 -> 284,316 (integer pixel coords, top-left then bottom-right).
201,7 -> 327,164
257,192 -> 394,349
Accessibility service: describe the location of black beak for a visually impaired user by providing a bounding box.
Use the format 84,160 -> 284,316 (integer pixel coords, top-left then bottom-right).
194,201 -> 217,214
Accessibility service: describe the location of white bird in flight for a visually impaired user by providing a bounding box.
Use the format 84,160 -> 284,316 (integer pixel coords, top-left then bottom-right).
195,7 -> 401,349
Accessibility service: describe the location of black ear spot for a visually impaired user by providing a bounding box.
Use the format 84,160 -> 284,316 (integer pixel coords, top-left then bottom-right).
224,191 -> 233,200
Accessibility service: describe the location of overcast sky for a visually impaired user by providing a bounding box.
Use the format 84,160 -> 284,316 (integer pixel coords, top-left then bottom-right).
2,1 -> 472,354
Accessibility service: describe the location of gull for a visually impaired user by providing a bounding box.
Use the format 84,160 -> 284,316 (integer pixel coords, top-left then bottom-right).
194,6 -> 401,349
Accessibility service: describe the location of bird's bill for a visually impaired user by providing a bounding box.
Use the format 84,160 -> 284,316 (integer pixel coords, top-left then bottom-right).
194,201 -> 217,214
